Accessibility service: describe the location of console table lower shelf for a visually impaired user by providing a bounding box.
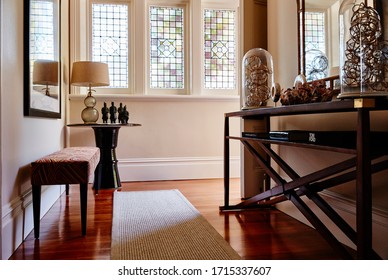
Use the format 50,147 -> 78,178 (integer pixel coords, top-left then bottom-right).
221,99 -> 388,260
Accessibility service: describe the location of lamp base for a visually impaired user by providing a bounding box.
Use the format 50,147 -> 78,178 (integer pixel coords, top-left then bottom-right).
81,107 -> 99,123
81,94 -> 99,123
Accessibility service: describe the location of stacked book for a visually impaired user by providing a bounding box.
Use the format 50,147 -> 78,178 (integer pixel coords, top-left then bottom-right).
243,130 -> 388,150
242,130 -> 357,147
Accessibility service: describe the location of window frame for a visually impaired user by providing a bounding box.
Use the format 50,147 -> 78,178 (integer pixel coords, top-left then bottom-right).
201,3 -> 239,96
88,0 -> 134,95
304,8 -> 328,81
146,1 -> 190,95
304,9 -> 327,55
70,0 -> 241,97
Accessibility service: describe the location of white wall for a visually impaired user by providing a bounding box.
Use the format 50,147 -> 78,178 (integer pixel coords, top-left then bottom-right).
268,0 -> 388,258
0,0 -> 68,259
68,96 -> 241,181
268,0 -> 298,88
67,0 -> 242,181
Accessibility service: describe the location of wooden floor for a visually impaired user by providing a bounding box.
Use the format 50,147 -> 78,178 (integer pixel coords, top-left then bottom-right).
10,178 -> 342,260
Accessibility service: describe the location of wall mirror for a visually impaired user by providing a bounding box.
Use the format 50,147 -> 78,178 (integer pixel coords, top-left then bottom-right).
24,0 -> 61,118
297,0 -> 378,84
297,0 -> 341,83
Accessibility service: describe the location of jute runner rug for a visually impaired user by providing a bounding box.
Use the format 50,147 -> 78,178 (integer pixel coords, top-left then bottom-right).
110,189 -> 241,260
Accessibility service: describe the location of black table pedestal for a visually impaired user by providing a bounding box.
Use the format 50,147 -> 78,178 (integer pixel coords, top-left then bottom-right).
93,126 -> 121,190
67,122 -> 141,191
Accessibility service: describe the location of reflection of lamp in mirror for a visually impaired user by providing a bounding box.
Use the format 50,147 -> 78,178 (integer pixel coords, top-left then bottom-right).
33,60 -> 59,96
71,61 -> 110,124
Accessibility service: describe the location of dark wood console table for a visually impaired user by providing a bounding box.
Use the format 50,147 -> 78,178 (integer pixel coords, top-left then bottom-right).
67,123 -> 141,191
222,98 -> 388,259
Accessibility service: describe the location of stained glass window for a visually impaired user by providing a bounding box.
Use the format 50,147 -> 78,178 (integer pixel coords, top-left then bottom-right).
204,9 -> 236,89
305,12 -> 325,53
149,6 -> 185,89
304,11 -> 327,81
30,0 -> 55,61
92,3 -> 129,88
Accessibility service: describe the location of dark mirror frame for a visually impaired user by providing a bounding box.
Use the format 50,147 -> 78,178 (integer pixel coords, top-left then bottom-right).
24,0 -> 61,119
297,0 -> 340,91
297,0 -> 305,77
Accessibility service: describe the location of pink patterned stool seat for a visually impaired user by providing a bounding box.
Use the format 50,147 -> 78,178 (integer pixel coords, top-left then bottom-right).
31,147 -> 100,185
31,147 -> 100,238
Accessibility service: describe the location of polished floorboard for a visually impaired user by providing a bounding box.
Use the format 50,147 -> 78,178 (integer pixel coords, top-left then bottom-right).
10,178 -> 342,260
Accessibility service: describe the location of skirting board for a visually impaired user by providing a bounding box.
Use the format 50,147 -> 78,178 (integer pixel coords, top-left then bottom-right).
1,185 -> 66,260
118,156 -> 240,182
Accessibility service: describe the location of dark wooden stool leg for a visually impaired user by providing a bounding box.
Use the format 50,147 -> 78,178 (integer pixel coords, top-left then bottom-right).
32,185 -> 41,239
66,184 -> 70,195
80,183 -> 88,235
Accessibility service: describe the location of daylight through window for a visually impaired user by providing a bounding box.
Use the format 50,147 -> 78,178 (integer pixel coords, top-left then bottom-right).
92,3 -> 129,88
149,6 -> 185,89
304,11 -> 325,54
82,0 -> 240,95
30,0 -> 55,61
204,9 -> 236,90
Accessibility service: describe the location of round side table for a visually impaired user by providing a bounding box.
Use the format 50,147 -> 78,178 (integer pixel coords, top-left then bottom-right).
67,123 -> 141,190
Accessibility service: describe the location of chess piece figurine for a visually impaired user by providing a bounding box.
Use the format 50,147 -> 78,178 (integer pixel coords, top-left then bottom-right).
101,102 -> 109,123
109,102 -> 117,123
123,105 -> 129,124
118,103 -> 124,124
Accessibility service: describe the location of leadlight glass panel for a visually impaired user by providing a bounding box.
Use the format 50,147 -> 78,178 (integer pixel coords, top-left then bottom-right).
92,3 -> 129,88
149,6 -> 185,89
30,0 -> 55,61
305,12 -> 325,53
204,9 -> 236,89
304,11 -> 327,81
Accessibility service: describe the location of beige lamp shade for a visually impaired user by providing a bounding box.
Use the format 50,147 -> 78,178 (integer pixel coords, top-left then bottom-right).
33,60 -> 59,86
71,61 -> 110,87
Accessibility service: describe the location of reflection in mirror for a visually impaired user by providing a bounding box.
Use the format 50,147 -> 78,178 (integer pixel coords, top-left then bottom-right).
24,0 -> 61,118
33,60 -> 59,96
298,0 -> 340,82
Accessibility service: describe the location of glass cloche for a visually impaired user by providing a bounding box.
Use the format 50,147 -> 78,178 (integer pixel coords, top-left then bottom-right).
241,48 -> 274,109
339,0 -> 388,97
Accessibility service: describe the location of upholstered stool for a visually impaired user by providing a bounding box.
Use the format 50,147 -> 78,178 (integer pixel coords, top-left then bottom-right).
31,147 -> 100,238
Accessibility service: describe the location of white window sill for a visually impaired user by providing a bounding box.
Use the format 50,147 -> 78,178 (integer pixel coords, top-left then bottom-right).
68,94 -> 240,102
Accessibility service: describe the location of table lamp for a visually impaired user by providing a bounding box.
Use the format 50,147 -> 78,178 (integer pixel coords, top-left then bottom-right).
33,60 -> 59,96
71,61 -> 110,123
